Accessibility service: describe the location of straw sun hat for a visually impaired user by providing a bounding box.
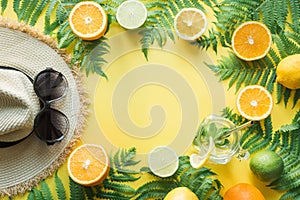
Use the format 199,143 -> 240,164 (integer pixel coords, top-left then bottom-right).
0,18 -> 88,197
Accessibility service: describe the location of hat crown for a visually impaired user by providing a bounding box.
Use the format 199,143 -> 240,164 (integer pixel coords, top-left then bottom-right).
0,68 -> 39,142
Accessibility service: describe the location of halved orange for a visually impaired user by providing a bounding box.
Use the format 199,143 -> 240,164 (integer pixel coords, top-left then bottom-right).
69,1 -> 108,40
232,21 -> 272,61
67,144 -> 109,186
236,85 -> 273,121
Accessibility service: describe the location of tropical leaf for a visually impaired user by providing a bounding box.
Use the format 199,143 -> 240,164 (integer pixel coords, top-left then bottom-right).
0,0 -> 7,14
54,172 -> 66,200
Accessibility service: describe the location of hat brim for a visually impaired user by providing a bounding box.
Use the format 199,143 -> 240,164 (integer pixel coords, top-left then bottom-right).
0,18 -> 89,197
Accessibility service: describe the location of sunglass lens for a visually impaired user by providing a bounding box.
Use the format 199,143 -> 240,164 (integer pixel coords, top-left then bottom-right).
34,109 -> 69,143
34,70 -> 68,101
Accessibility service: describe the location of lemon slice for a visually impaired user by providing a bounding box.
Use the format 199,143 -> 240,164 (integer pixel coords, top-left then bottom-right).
190,136 -> 214,169
148,146 -> 179,178
174,8 -> 208,41
116,0 -> 147,29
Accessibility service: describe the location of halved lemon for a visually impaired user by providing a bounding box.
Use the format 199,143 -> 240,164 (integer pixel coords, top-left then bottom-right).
174,8 -> 207,41
148,146 -> 179,178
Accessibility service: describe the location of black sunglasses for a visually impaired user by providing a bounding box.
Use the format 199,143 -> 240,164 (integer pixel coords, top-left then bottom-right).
33,68 -> 69,145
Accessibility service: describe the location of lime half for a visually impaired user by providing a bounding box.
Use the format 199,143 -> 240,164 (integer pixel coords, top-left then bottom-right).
148,146 -> 179,178
116,0 -> 147,29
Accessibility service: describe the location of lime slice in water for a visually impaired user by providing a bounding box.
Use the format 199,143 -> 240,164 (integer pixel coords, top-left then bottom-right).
116,0 -> 147,29
148,146 -> 179,177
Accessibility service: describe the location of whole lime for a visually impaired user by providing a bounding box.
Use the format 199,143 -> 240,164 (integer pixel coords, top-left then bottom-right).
249,150 -> 284,182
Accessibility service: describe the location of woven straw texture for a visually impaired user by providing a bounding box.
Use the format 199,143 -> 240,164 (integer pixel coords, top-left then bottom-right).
0,69 -> 40,142
0,17 -> 89,197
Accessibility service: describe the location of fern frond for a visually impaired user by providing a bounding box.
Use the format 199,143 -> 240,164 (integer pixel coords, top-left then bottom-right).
26,191 -> 35,200
135,189 -> 167,200
83,186 -> 95,200
97,191 -> 133,200
103,180 -> 135,194
279,187 -> 300,200
29,0 -> 49,26
0,0 -> 7,14
40,180 -> 54,200
288,0 -> 300,32
136,180 -> 176,195
54,172 -> 66,200
69,177 -> 85,200
33,189 -> 44,200
293,89 -> 300,108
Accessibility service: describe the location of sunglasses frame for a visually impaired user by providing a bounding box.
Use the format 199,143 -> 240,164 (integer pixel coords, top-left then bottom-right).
33,68 -> 69,145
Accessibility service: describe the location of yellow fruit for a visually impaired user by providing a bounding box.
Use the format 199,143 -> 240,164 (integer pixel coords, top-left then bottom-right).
236,85 -> 273,121
232,21 -> 272,61
164,187 -> 199,200
174,8 -> 207,41
69,1 -> 108,40
67,144 -> 109,186
276,54 -> 300,89
224,183 -> 265,200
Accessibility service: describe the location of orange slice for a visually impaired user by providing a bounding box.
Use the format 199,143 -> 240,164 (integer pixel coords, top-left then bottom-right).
236,85 -> 273,121
232,21 -> 272,61
69,1 -> 108,40
67,144 -> 109,186
174,8 -> 207,41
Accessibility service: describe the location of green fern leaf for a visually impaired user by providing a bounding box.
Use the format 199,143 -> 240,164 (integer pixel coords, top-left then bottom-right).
69,177 -> 85,200
135,189 -> 167,200
33,188 -> 44,200
83,186 -> 95,200
18,0 -> 36,23
40,180 -> 54,200
293,89 -> 300,108
29,0 -> 49,26
110,174 -> 140,182
103,180 -> 135,194
279,187 -> 300,200
288,0 -> 300,32
26,190 -> 35,200
194,178 -> 214,199
136,180 -> 177,194
207,189 -> 223,200
0,0 -> 7,14
13,0 -> 20,17
44,1 -> 61,35
54,171 -> 66,200
97,191 -> 133,200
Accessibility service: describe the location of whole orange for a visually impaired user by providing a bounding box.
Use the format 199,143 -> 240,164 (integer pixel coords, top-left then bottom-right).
224,183 -> 265,200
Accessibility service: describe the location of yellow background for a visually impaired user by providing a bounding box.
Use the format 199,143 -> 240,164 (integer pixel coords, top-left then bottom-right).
2,1 -> 298,199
